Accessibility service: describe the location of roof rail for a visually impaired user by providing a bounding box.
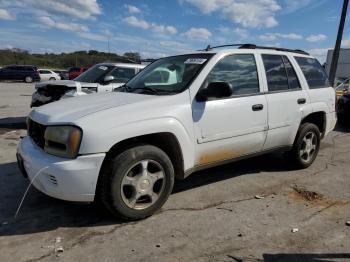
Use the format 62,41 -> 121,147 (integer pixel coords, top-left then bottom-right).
200,44 -> 243,51
239,44 -> 309,55
201,43 -> 309,55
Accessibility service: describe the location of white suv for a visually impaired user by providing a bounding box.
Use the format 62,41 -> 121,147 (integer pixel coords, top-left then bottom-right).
38,69 -> 61,81
17,45 -> 337,220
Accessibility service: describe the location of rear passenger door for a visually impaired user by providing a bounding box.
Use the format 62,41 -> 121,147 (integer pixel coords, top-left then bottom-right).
261,54 -> 310,150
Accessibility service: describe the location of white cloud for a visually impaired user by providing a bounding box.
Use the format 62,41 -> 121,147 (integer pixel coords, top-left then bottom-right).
151,24 -> 177,34
259,33 -> 302,41
38,16 -> 89,32
218,27 -> 249,40
306,34 -> 327,42
283,0 -> 313,13
123,16 -> 177,35
124,4 -> 141,14
78,32 -> 107,41
308,48 -> 330,63
123,16 -> 149,29
0,0 -> 101,19
0,8 -> 14,20
31,0 -> 101,19
342,35 -> 350,46
183,27 -> 212,41
259,33 -> 277,41
183,0 -> 281,28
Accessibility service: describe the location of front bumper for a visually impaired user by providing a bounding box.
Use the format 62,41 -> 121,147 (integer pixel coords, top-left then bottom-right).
17,136 -> 105,202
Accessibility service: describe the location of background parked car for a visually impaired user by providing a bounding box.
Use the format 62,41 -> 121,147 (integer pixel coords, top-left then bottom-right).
31,63 -> 145,107
38,69 -> 61,81
53,70 -> 69,80
0,65 -> 40,83
68,67 -> 89,80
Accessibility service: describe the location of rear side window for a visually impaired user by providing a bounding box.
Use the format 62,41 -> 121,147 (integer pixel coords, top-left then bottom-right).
206,54 -> 260,96
295,57 -> 329,89
282,56 -> 301,90
262,55 -> 289,91
262,54 -> 301,91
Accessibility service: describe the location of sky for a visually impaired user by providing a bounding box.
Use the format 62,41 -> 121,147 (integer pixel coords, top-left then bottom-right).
0,0 -> 349,62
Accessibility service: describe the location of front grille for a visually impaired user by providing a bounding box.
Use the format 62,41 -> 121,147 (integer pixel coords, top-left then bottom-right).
28,118 -> 46,148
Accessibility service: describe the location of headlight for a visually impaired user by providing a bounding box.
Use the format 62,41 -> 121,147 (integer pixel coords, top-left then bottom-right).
44,126 -> 82,158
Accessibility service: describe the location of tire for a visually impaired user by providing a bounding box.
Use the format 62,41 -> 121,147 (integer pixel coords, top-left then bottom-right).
49,77 -> 56,81
286,123 -> 320,169
24,76 -> 33,83
98,145 -> 175,220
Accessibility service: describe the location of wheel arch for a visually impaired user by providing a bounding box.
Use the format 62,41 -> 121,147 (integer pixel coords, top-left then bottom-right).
300,111 -> 326,138
98,132 -> 185,184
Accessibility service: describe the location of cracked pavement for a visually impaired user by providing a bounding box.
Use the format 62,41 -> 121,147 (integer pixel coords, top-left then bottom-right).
0,83 -> 350,262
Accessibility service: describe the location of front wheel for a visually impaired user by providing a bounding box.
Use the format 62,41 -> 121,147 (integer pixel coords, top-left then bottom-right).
286,123 -> 320,169
98,145 -> 175,220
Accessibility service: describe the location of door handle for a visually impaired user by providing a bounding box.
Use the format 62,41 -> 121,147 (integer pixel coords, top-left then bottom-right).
252,104 -> 264,111
297,98 -> 306,104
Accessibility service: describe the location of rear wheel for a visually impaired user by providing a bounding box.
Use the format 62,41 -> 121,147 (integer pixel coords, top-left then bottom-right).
49,77 -> 56,81
24,76 -> 33,83
98,145 -> 175,220
286,123 -> 320,169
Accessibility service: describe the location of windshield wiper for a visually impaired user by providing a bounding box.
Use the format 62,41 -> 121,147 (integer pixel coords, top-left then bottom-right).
129,87 -> 160,95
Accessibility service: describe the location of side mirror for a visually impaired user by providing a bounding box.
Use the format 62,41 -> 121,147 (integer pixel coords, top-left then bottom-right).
103,75 -> 115,84
196,82 -> 233,102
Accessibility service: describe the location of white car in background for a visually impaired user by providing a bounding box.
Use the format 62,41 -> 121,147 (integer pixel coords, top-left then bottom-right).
31,63 -> 145,107
38,69 -> 61,81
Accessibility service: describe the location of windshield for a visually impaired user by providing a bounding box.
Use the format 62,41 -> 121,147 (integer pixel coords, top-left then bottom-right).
75,65 -> 115,83
125,54 -> 213,95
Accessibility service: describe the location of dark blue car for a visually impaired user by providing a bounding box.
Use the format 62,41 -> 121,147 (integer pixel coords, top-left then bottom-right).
0,65 -> 41,83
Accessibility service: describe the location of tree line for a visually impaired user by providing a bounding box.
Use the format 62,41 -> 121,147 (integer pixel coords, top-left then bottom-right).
0,48 -> 149,69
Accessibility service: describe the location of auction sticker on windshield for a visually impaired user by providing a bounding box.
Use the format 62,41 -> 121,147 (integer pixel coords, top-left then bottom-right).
99,66 -> 108,70
184,58 -> 207,64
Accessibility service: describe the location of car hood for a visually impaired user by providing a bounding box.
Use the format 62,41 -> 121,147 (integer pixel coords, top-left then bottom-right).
35,80 -> 98,89
30,92 -> 157,124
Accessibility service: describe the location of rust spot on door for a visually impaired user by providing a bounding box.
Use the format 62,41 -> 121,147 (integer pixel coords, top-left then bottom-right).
196,150 -> 243,166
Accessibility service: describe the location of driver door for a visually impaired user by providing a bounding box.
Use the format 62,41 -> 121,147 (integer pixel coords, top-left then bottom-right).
192,54 -> 268,166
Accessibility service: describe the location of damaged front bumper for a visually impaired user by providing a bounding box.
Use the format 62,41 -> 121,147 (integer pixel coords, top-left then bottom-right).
31,91 -> 52,107
17,136 -> 106,202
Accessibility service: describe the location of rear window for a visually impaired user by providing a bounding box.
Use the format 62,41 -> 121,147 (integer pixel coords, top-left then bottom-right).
295,57 -> 329,89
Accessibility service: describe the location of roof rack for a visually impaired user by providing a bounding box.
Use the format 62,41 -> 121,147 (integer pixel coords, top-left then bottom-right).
201,43 -> 309,55
239,44 -> 309,55
202,44 -> 243,51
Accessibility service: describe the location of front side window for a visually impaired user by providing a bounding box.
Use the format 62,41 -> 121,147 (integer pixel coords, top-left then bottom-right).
262,55 -> 289,92
206,54 -> 260,96
125,54 -> 213,95
108,67 -> 136,83
295,57 -> 329,89
75,65 -> 115,83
